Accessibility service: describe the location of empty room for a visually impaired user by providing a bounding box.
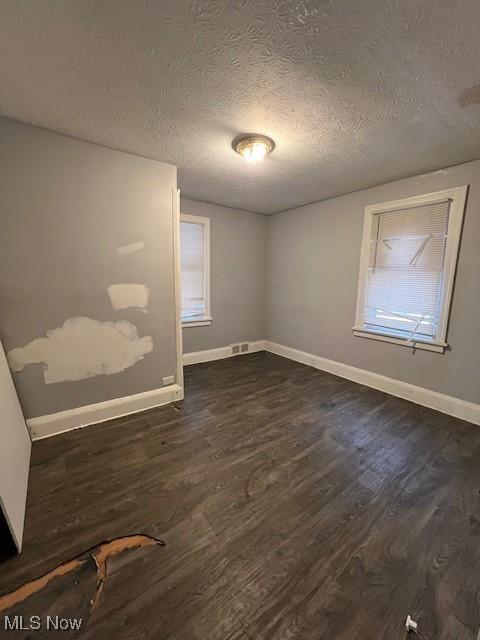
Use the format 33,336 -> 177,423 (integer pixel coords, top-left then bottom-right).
1,2 -> 479,638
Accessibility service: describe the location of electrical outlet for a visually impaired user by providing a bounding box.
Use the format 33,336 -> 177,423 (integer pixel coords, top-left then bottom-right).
162,375 -> 175,386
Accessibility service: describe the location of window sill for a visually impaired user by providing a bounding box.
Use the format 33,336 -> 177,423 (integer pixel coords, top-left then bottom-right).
182,317 -> 212,328
352,327 -> 447,353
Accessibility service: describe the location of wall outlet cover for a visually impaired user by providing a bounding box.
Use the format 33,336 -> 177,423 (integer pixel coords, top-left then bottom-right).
162,375 -> 175,386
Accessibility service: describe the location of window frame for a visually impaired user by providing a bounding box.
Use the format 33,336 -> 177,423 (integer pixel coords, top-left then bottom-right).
352,185 -> 468,353
180,213 -> 212,328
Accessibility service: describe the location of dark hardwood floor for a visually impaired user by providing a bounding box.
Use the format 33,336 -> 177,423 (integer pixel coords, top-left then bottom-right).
1,352 -> 479,639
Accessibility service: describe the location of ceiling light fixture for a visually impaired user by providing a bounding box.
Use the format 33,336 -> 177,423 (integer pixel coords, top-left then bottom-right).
233,134 -> 275,164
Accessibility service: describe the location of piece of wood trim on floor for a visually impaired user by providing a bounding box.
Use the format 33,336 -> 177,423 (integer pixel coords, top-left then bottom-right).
27,384 -> 183,441
183,340 -> 266,366
264,341 -> 480,426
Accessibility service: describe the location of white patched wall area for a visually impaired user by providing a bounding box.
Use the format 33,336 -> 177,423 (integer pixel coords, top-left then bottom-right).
107,284 -> 150,311
7,317 -> 153,384
116,240 -> 145,255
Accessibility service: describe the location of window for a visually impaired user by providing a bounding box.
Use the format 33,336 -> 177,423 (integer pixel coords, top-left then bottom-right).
353,186 -> 467,353
180,214 -> 211,326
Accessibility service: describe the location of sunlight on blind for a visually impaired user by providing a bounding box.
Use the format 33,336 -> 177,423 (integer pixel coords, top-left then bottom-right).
363,200 -> 450,340
180,221 -> 205,320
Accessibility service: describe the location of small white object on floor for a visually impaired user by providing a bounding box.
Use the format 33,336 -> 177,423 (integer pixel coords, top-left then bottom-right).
406,614 -> 419,633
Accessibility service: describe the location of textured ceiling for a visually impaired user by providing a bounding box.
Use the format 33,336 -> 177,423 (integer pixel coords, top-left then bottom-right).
1,0 -> 480,214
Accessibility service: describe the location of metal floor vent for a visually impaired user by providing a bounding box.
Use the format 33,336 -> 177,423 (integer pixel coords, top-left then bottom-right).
231,343 -> 249,355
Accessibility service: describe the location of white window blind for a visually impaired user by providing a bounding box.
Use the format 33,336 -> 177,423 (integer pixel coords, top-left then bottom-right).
354,186 -> 467,352
180,217 -> 210,322
363,199 -> 450,340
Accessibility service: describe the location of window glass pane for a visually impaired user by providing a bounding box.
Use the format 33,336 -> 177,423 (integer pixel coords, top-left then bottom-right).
363,200 -> 449,340
180,221 -> 205,320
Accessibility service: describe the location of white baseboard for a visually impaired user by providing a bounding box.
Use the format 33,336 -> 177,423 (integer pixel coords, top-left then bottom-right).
27,384 -> 184,441
264,341 -> 480,426
183,340 -> 266,366
27,339 -> 479,440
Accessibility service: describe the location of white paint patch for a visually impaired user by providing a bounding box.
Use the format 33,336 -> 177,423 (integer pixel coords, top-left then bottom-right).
7,317 -> 153,384
117,240 -> 145,255
107,284 -> 149,311
418,169 -> 448,178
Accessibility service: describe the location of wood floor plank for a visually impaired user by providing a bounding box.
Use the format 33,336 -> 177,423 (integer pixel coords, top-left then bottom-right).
0,352 -> 479,639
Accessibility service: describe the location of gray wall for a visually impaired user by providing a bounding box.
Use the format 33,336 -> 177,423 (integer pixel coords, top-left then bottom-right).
266,160 -> 480,404
0,118 -> 178,418
181,199 -> 267,354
